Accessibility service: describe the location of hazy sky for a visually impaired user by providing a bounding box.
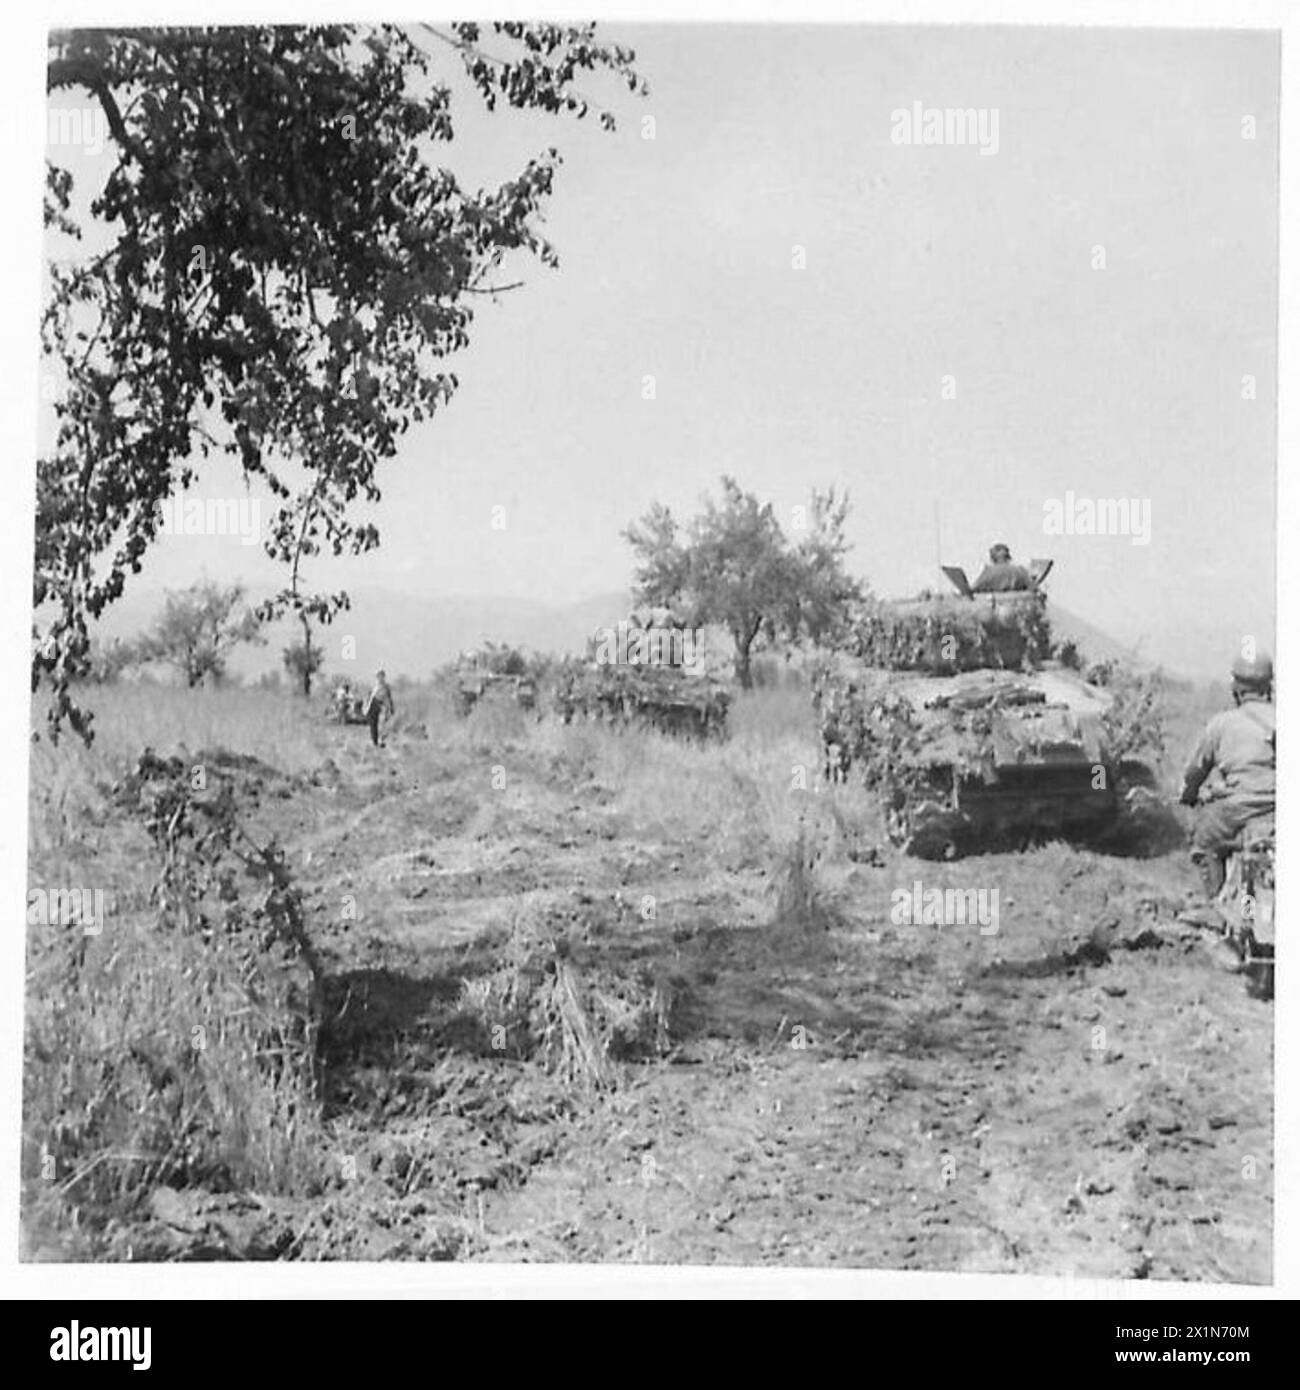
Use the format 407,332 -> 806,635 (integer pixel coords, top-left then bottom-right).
45,24 -> 1279,676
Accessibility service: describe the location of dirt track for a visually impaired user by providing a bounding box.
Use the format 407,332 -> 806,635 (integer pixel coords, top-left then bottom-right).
141,699 -> 1268,1279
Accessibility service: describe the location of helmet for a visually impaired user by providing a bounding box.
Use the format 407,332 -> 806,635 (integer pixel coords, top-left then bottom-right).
1231,652 -> 1273,689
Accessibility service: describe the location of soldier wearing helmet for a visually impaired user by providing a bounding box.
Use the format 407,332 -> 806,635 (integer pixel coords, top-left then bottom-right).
1180,651 -> 1275,901
365,669 -> 395,747
970,543 -> 1034,594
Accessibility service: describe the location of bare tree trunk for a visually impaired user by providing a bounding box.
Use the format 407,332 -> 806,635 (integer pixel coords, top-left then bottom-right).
299,613 -> 315,697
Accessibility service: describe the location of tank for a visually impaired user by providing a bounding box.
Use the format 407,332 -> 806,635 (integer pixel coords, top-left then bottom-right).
812,564 -> 1157,858
452,645 -> 538,717
553,608 -> 731,739
454,669 -> 538,716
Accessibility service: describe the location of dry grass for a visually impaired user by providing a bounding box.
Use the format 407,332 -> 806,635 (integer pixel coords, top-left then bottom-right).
545,686 -> 823,861
25,683 -> 332,1257
24,913 -> 327,1252
34,682 -> 327,774
772,823 -> 835,931
453,906 -> 673,1089
25,668 -> 1205,1258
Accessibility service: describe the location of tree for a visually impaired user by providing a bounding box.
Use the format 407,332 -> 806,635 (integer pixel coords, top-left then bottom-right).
624,477 -> 864,689
780,486 -> 866,649
283,635 -> 325,697
141,580 -> 263,687
37,23 -> 645,739
84,634 -> 146,684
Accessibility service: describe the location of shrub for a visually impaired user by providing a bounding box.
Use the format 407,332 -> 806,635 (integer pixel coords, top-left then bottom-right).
23,748 -> 326,1255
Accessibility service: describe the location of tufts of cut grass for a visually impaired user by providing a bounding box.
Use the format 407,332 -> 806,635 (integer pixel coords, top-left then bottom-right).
772,822 -> 834,933
453,907 -> 675,1089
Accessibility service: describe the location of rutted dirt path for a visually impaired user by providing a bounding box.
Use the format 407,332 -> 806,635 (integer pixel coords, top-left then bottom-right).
122,714 -> 1272,1277
474,912 -> 1271,1279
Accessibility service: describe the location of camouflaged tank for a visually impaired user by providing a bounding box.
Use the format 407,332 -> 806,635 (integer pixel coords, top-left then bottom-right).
554,608 -> 731,739
812,562 -> 1157,858
454,669 -> 538,716
451,645 -> 539,717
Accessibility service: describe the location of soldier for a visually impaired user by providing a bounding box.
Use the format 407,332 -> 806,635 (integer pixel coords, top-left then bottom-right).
817,675 -> 856,783
333,678 -> 353,723
1180,653 -> 1275,905
970,543 -> 1034,594
365,669 -> 395,747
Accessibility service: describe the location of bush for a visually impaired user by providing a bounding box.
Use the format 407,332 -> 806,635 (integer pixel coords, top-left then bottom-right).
1098,668 -> 1168,763
23,748 -> 326,1255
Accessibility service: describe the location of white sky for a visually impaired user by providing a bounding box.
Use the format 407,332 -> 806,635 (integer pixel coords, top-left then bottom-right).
42,23 -> 1278,677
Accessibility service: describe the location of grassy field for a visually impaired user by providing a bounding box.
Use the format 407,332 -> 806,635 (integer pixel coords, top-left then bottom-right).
22,673 -> 1272,1276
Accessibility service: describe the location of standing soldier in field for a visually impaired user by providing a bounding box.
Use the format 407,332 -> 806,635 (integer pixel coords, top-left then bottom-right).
365,669 -> 395,747
334,678 -> 354,723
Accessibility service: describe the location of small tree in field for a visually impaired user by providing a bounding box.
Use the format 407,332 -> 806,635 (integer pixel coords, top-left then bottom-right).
624,476 -> 863,688
142,580 -> 263,687
85,635 -> 146,684
283,633 -> 324,697
781,486 -> 865,650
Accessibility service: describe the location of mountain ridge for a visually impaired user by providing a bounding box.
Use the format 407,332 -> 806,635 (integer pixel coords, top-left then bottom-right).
88,581 -> 1172,683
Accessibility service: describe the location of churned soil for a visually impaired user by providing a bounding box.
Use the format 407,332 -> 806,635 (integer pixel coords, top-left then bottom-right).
46,689 -> 1271,1279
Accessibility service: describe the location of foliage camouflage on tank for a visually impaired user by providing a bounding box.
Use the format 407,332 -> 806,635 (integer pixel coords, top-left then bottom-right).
812,574 -> 1164,858
553,608 -> 730,739
452,643 -> 540,717
842,591 -> 1052,673
554,660 -> 730,738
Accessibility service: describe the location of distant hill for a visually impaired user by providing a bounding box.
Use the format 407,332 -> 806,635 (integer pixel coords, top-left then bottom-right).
92,584 -> 636,682
87,582 -> 1181,685
1046,602 -> 1159,673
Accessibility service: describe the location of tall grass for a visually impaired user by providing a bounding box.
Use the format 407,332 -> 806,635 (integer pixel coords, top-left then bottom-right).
33,682 -> 329,774
531,683 -> 879,897
24,913 -> 327,1254
24,682 -> 331,1257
